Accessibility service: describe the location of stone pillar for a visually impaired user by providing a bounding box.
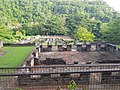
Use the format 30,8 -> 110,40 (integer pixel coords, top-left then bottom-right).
40,45 -> 43,52
74,39 -> 77,46
81,44 -> 87,51
32,50 -> 39,58
30,57 -> 34,66
26,56 -> 34,66
0,40 -> 3,48
113,46 -> 116,51
48,45 -> 52,52
58,45 -> 63,51
77,45 -> 82,51
26,60 -> 31,66
96,44 -> 101,51
111,45 -> 116,51
34,58 -> 39,65
100,43 -> 107,51
67,45 -> 72,51
106,43 -> 110,51
36,46 -> 40,53
55,38 -> 58,45
106,43 -> 116,52
87,44 -> 91,51
90,44 -> 97,51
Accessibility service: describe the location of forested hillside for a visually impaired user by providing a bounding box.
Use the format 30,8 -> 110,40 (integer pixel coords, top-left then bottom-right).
0,0 -> 120,43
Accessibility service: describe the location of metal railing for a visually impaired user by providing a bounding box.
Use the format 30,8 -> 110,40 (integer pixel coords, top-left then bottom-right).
0,64 -> 120,90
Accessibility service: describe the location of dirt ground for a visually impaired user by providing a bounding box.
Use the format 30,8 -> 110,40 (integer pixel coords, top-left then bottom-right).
39,51 -> 119,65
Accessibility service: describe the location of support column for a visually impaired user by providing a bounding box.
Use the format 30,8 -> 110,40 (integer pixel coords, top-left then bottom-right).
32,50 -> 39,58
58,45 -> 63,51
77,45 -> 82,51
36,46 -> 40,53
67,45 -> 72,51
34,58 -> 39,65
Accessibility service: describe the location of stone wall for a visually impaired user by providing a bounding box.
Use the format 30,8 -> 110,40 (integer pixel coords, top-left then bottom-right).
58,45 -> 72,51
0,40 -> 3,48
77,43 -> 117,52
18,73 -> 90,86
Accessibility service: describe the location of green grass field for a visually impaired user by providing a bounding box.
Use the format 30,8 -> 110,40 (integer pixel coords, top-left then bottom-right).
116,45 -> 120,48
0,46 -> 34,67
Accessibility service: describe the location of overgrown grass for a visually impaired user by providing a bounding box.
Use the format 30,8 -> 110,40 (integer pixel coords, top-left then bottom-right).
0,46 -> 34,67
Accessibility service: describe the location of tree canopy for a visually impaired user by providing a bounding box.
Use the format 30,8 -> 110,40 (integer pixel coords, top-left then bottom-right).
104,18 -> 120,43
73,26 -> 95,42
0,0 -> 120,43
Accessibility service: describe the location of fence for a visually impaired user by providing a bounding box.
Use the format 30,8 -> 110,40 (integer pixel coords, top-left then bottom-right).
1,64 -> 120,90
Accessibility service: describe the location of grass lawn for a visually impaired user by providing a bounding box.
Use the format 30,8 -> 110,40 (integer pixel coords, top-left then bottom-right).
116,45 -> 120,48
0,46 -> 34,67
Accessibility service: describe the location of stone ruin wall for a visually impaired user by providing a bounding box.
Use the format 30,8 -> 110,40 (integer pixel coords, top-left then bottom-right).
19,42 -> 120,86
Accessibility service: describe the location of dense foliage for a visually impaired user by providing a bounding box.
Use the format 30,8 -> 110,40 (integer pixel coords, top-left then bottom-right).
0,0 -> 120,42
104,17 -> 120,43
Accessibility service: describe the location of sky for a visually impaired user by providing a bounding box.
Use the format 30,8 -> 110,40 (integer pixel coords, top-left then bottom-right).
103,0 -> 120,13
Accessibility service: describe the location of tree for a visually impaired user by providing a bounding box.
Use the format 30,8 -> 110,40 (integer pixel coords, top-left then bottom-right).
73,26 -> 95,42
0,0 -> 120,42
104,17 -> 120,43
0,25 -> 13,39
68,80 -> 78,90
